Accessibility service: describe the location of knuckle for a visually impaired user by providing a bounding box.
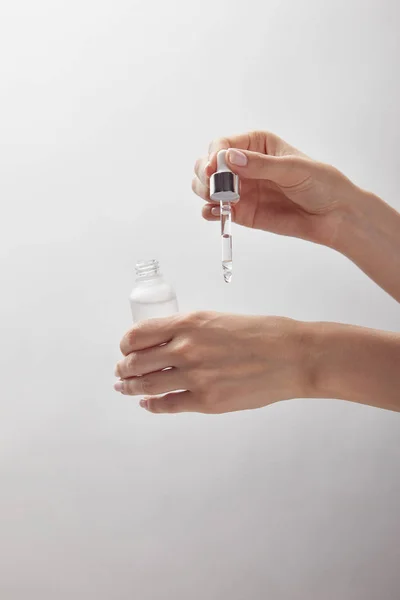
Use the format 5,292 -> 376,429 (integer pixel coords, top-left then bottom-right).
133,320 -> 146,334
249,129 -> 278,153
119,353 -> 140,378
192,177 -> 209,200
179,310 -> 211,328
208,139 -> 216,154
202,204 -> 214,220
172,338 -> 191,356
127,352 -> 140,374
194,158 -> 202,176
261,130 -> 280,152
250,129 -> 267,147
172,338 -> 198,364
176,312 -> 193,329
120,328 -> 135,355
122,378 -> 135,395
140,375 -> 155,396
324,163 -> 343,181
203,189 -> 210,201
208,137 -> 227,156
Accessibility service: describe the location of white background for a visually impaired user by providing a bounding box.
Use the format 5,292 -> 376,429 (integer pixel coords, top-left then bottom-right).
1,1 -> 400,598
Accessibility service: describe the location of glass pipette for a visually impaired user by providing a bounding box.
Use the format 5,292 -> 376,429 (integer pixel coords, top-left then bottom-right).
221,201 -> 233,283
209,150 -> 240,284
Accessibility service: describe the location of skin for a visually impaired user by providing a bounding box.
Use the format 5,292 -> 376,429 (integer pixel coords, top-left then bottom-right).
115,130 -> 400,414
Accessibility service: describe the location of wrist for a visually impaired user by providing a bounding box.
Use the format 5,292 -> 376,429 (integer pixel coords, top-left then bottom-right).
332,182 -> 400,263
331,185 -> 400,300
301,320 -> 373,401
332,185 -> 382,255
300,321 -> 400,408
289,319 -> 330,399
305,176 -> 373,252
300,321 -> 348,400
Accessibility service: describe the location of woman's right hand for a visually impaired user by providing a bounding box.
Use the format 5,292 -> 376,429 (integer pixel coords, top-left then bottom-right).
193,130 -> 400,302
192,130 -> 361,249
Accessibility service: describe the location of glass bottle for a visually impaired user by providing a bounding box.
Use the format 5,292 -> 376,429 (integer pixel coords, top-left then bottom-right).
130,259 -> 178,322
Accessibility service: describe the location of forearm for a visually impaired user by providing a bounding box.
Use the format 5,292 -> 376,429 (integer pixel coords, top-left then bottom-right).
334,188 -> 400,302
305,322 -> 400,411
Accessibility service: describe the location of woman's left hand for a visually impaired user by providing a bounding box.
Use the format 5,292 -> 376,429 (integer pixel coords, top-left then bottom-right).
114,312 -> 310,414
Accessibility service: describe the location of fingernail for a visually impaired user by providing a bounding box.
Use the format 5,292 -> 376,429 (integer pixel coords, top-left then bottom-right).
114,364 -> 120,377
211,206 -> 220,216
205,161 -> 211,176
228,149 -> 247,167
140,398 -> 148,409
114,380 -> 124,393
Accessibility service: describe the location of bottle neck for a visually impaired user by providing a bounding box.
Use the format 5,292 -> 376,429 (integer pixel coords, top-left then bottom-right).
135,259 -> 161,280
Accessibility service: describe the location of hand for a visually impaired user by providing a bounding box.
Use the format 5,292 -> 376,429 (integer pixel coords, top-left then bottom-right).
114,312 -> 309,414
192,130 -> 360,248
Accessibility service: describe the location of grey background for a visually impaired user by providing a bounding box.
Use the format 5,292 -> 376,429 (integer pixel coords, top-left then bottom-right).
1,0 -> 400,598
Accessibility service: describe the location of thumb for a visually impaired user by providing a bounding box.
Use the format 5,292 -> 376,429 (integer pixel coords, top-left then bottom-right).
226,148 -> 309,186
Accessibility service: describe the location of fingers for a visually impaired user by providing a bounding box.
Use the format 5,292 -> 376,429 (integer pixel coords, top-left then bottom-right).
140,391 -> 201,414
194,132 -> 306,190
115,368 -> 185,397
206,136 -> 246,178
210,131 -> 298,157
208,133 -> 252,155
191,177 -> 209,201
193,134 -> 250,194
225,149 -> 308,187
192,133 -> 278,203
194,156 -> 210,186
120,316 -> 180,356
115,344 -> 173,378
208,137 -> 230,155
192,136 -> 249,205
202,204 -> 220,221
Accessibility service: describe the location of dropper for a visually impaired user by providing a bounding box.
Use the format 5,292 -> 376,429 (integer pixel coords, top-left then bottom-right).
210,150 -> 240,283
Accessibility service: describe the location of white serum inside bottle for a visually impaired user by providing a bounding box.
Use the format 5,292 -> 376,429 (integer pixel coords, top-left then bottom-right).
130,259 -> 178,323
